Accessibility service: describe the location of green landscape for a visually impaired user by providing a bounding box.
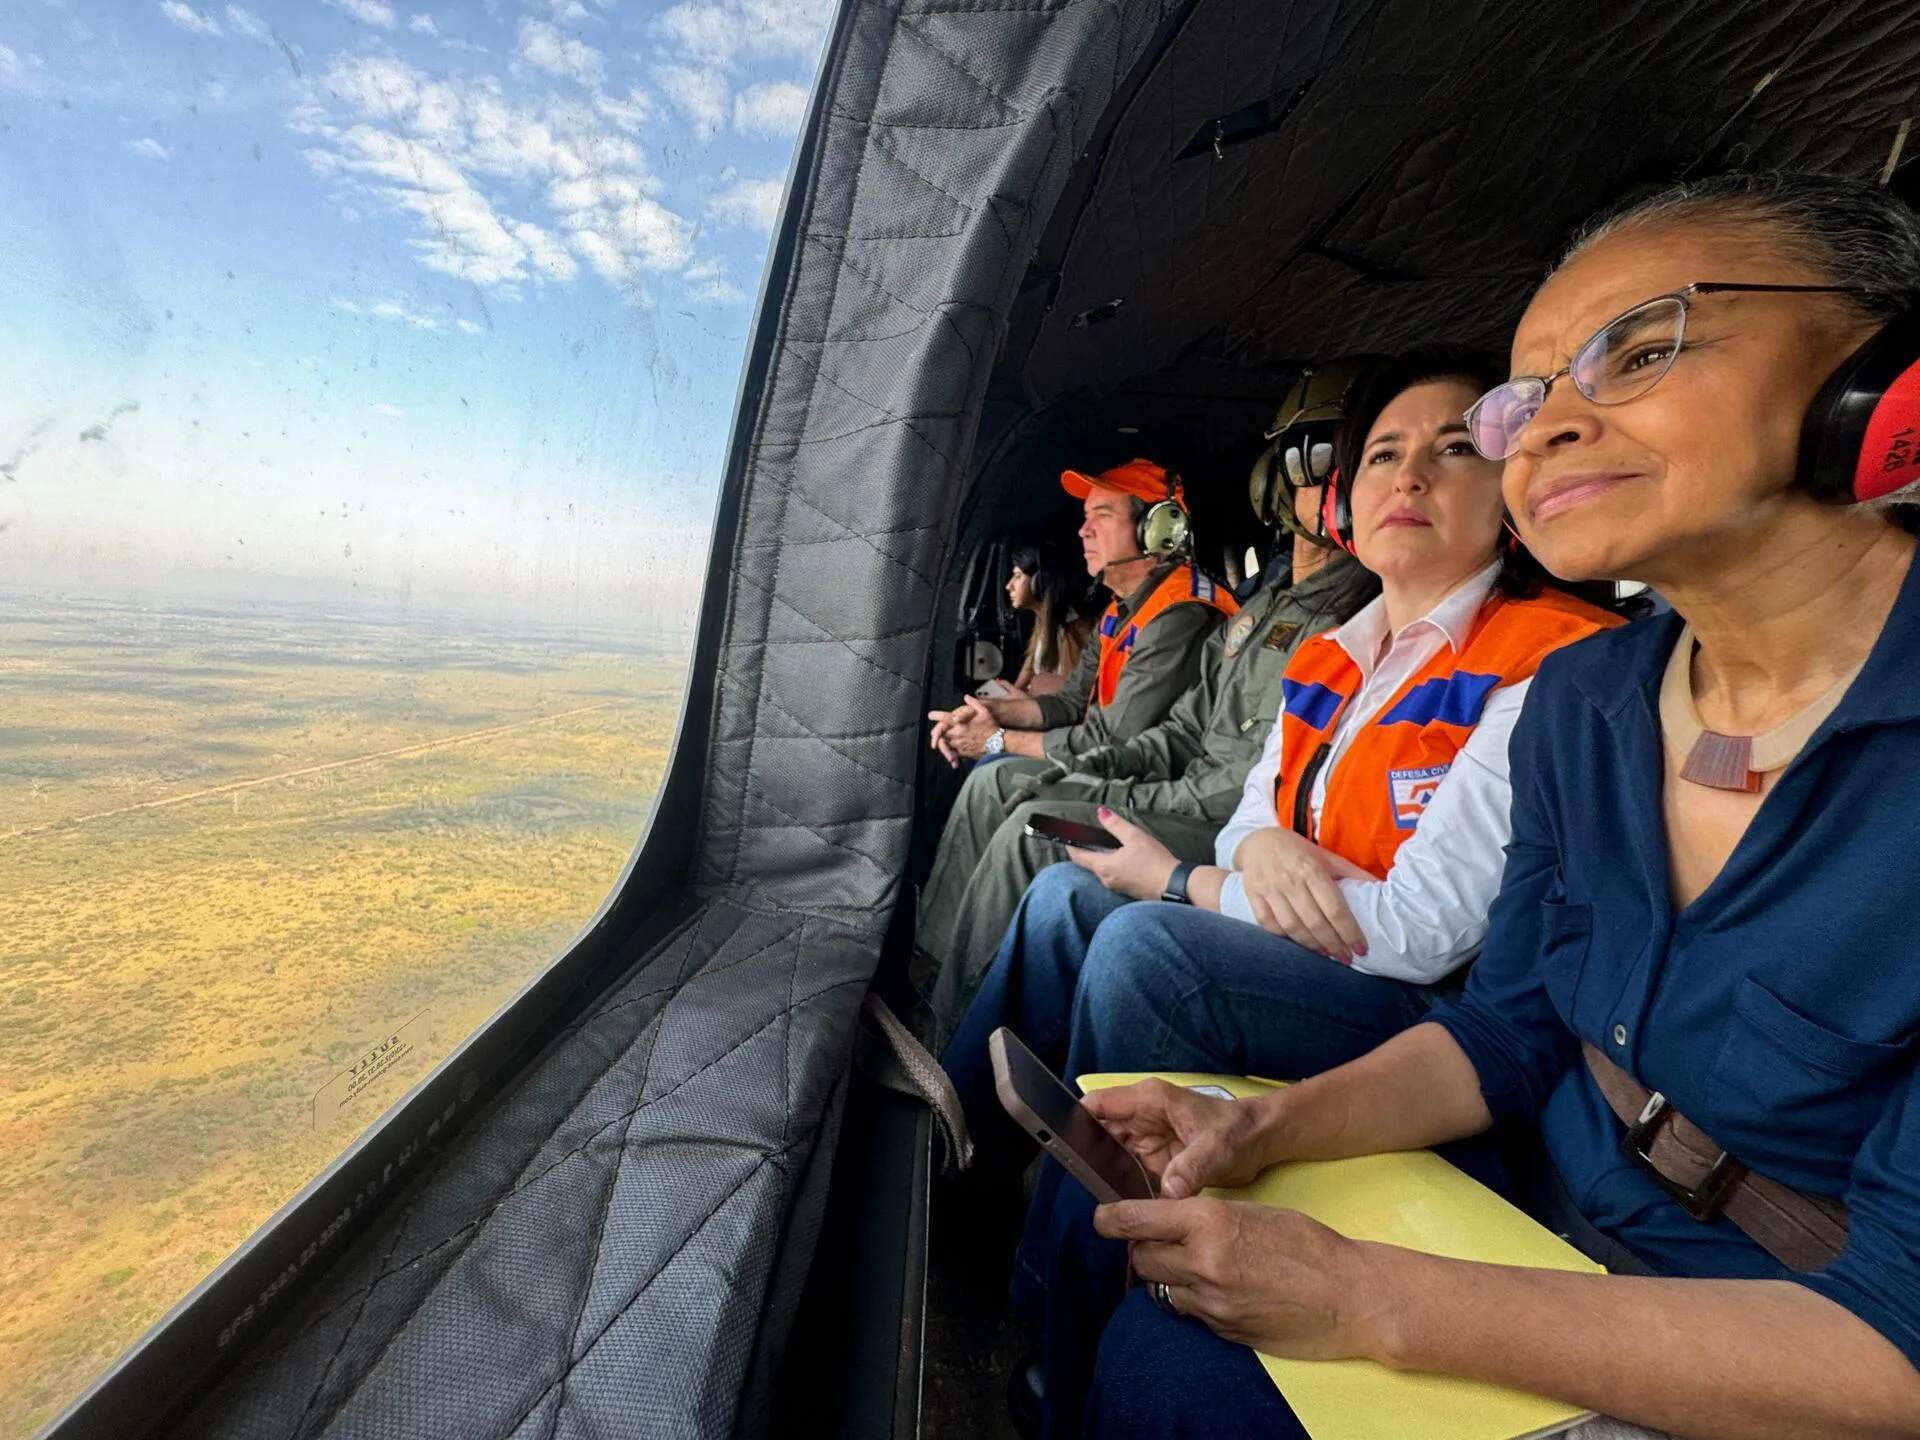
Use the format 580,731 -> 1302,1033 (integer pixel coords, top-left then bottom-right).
0,592 -> 687,1437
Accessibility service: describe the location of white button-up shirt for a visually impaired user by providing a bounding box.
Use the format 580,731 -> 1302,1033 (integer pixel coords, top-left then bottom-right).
1214,561 -> 1526,984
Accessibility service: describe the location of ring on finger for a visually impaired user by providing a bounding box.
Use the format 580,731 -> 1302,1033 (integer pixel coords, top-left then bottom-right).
1149,1281 -> 1177,1315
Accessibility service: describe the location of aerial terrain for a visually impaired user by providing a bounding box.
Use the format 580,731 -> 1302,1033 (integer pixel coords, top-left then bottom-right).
0,590 -> 685,1437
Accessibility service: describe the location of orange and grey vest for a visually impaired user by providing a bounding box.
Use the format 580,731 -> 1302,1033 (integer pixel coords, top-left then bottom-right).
1273,588 -> 1620,878
1094,562 -> 1239,710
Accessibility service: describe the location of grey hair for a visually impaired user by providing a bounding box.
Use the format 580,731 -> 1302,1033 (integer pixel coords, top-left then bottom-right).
1559,172 -> 1920,323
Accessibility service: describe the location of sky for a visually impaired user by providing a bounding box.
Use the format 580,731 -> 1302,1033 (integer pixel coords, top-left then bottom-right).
0,0 -> 834,626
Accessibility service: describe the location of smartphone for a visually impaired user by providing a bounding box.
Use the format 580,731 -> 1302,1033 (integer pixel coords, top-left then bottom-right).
989,1027 -> 1155,1203
1021,813 -> 1121,852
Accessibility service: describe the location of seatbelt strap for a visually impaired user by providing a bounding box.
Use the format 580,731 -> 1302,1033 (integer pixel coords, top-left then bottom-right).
1582,1044 -> 1848,1272
858,994 -> 974,1173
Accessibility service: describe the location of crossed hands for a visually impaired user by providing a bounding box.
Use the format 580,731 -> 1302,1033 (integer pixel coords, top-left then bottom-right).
926,694 -> 1001,767
1084,1078 -> 1381,1360
1233,826 -> 1372,964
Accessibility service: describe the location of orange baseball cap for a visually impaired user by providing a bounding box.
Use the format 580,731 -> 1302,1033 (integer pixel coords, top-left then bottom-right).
1060,457 -> 1184,507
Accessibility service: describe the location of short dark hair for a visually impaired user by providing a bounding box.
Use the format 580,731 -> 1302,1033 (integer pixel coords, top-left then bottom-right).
1331,347 -> 1552,598
1562,171 -> 1920,324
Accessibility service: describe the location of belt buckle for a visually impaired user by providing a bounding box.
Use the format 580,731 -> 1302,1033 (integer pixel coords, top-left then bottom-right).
1620,1090 -> 1745,1222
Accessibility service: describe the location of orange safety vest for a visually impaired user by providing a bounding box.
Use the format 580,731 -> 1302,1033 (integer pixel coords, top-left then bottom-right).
1094,562 -> 1239,710
1273,588 -> 1620,878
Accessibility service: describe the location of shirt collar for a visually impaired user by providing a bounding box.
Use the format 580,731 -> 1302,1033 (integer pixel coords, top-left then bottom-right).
1329,559 -> 1501,675
1111,558 -> 1180,620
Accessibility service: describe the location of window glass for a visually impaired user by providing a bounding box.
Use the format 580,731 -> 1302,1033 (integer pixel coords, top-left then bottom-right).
0,2 -> 830,1432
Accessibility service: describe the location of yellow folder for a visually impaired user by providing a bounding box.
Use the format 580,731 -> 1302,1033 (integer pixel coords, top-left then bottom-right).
1076,1072 -> 1603,1440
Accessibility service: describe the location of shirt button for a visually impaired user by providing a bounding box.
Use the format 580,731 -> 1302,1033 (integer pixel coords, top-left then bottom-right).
1612,1023 -> 1627,1047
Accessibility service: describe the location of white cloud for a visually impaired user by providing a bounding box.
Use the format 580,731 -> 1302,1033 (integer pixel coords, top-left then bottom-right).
706,176 -> 782,232
371,401 -> 405,416
159,2 -> 223,37
685,262 -> 747,304
224,5 -> 271,41
128,137 -> 172,160
594,88 -> 652,134
302,54 -> 685,292
334,295 -> 445,329
323,0 -> 397,31
653,0 -> 833,70
407,12 -> 437,35
732,80 -> 806,137
564,194 -> 694,280
656,63 -> 727,139
516,18 -> 603,87
455,318 -> 484,334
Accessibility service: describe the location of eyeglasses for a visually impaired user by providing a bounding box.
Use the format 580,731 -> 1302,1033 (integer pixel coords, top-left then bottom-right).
1464,281 -> 1878,461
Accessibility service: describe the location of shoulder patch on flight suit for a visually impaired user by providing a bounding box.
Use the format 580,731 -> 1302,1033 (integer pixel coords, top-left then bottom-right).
1222,609 -> 1259,659
1262,619 -> 1303,652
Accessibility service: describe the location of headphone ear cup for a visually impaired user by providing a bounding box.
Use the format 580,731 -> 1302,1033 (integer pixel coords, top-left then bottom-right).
1138,499 -> 1191,557
1799,308 -> 1920,504
1248,443 -> 1280,526
1319,472 -> 1357,555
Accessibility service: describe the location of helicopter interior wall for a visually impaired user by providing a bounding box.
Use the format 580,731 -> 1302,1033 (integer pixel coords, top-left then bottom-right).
155,3 -> 1187,1438
135,1 -> 1920,1438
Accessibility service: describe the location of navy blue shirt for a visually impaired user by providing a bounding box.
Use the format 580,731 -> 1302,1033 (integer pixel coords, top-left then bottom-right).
1429,558 -> 1920,1372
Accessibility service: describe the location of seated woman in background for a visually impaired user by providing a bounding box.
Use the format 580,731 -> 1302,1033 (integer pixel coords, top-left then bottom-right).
1003,541 -> 1092,697
1065,171 -> 1920,1440
941,347 -> 1622,1198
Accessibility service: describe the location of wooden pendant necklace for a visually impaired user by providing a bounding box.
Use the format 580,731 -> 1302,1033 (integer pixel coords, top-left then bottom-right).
1658,624 -> 1863,792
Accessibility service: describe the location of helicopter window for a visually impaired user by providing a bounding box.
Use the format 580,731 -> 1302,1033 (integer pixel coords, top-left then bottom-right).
0,2 -> 828,1432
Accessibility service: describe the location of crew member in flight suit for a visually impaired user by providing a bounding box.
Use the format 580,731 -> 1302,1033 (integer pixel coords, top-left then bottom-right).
920,367 -> 1375,1039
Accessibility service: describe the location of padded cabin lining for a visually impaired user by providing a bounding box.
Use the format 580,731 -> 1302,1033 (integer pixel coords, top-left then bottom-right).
172,1 -> 1920,1435
174,3 -> 1183,1436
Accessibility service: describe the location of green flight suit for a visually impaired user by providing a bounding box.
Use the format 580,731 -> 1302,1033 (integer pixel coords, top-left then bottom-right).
920,557 -> 1370,1046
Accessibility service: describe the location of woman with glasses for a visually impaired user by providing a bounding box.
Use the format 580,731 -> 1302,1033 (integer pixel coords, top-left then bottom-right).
1055,172 -> 1920,1439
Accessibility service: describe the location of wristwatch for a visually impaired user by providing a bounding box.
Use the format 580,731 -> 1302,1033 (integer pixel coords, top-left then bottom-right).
1160,861 -> 1196,905
984,727 -> 1006,756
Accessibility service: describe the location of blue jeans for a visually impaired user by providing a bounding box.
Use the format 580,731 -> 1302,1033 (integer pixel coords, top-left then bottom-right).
999,892 -> 1474,1438
1083,1289 -> 1302,1438
941,862 -> 1137,1176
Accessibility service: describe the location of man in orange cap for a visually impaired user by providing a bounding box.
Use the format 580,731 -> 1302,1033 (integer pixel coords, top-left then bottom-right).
928,459 -> 1234,766
919,460 -> 1239,1025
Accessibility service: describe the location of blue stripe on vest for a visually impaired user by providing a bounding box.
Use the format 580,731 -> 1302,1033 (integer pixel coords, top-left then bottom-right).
1376,670 -> 1502,728
1100,613 -> 1119,638
1282,678 -> 1345,732
1117,626 -> 1138,654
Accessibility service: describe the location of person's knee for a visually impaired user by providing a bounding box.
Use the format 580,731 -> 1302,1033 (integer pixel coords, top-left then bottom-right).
1018,854 -> 1110,918
1080,905 -> 1204,1014
1082,1292 -> 1199,1437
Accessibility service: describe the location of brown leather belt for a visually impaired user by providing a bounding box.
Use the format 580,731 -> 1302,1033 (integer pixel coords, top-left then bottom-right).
1581,1044 -> 1849,1273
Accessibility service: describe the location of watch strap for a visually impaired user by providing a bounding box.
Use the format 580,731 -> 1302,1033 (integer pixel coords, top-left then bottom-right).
1160,861 -> 1196,905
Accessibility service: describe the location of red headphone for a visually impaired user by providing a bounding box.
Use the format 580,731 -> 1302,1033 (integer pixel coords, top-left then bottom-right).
1799,307 -> 1920,503
1318,469 -> 1356,555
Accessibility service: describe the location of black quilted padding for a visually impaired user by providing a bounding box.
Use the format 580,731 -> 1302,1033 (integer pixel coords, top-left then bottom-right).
171,2 -> 1920,1435
1021,0 -> 1920,400
173,2 -> 1181,1436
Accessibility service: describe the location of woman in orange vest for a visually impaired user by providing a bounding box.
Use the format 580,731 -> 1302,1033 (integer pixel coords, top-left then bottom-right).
963,346 -> 1625,1438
